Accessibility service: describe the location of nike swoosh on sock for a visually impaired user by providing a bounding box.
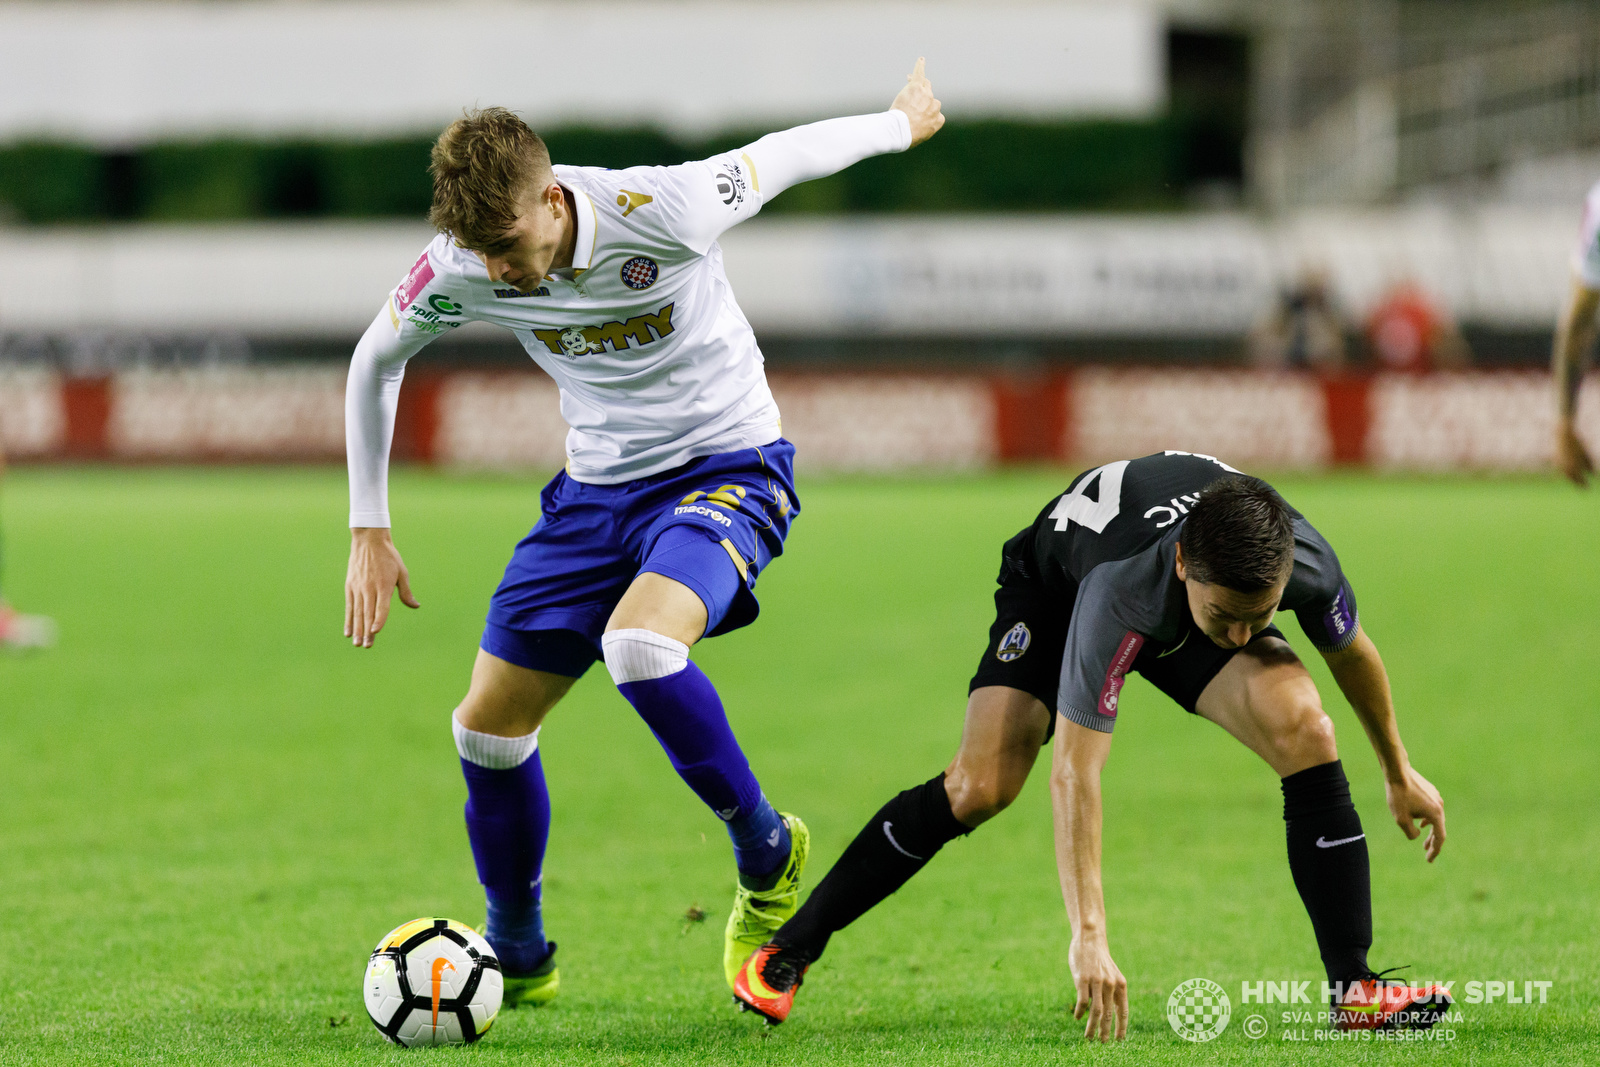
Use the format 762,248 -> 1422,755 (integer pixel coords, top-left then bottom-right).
882,821 -> 924,860
1315,833 -> 1366,848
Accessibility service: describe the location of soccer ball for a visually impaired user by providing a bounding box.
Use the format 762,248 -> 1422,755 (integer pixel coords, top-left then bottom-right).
363,918 -> 503,1046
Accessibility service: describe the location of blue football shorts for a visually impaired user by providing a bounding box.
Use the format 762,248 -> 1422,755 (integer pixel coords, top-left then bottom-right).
481,438 -> 799,678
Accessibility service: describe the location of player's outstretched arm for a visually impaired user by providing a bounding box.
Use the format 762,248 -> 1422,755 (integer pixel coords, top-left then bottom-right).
666,60 -> 942,255
740,60 -> 941,200
345,306 -> 431,647
1320,627 -> 1446,861
1552,275 -> 1599,486
1050,717 -> 1128,1042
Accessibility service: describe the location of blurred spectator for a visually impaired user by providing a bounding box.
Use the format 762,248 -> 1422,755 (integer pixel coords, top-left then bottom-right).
1363,281 -> 1471,372
1248,270 -> 1348,370
0,440 -> 57,652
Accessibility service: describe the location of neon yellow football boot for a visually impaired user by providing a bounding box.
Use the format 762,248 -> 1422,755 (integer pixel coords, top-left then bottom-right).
502,944 -> 560,1008
476,927 -> 560,1008
723,813 -> 809,989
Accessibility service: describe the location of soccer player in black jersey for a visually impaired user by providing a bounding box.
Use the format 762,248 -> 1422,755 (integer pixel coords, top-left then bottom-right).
733,451 -> 1451,1038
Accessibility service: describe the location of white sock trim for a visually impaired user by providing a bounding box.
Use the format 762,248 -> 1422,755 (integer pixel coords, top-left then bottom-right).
452,712 -> 541,770
602,628 -> 689,685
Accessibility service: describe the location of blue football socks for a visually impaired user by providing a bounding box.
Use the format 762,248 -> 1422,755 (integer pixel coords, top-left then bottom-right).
607,634 -> 790,882
459,749 -> 551,975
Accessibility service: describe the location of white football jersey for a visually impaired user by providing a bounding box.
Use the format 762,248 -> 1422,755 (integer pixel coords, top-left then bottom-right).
348,110 -> 911,527
1574,179 -> 1600,288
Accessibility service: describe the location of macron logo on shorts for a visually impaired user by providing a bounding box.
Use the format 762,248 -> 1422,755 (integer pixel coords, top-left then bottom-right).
1097,631 -> 1145,717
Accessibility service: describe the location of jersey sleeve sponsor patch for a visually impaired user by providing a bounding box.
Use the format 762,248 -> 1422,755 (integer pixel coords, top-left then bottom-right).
395,252 -> 434,312
1057,566 -> 1156,735
1096,631 -> 1145,717
1296,578 -> 1360,653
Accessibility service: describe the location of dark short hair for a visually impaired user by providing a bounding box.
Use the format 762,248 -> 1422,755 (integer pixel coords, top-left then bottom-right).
1178,476 -> 1295,591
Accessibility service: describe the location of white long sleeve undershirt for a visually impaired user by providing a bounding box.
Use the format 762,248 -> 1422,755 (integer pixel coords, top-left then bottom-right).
346,311 -> 421,528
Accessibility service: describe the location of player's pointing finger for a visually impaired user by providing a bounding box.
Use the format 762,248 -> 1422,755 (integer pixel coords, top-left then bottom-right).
910,56 -> 925,82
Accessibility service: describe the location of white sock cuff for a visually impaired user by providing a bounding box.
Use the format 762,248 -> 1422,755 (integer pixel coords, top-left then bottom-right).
451,713 -> 541,770
602,628 -> 690,684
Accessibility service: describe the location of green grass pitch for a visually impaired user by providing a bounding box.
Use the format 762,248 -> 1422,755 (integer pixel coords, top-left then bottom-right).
1,466 -> 1595,1065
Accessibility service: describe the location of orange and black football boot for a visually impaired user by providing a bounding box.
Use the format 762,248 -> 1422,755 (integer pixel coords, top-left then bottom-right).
1333,968 -> 1453,1031
732,942 -> 811,1025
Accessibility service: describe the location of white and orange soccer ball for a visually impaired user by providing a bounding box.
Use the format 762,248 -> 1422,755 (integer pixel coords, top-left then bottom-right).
363,918 -> 503,1046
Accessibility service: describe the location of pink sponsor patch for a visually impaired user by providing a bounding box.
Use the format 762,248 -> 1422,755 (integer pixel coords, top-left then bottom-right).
395,252 -> 434,312
1097,631 -> 1145,717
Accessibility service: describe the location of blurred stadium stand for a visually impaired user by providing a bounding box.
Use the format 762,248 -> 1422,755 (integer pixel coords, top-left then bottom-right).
2,0 -> 1597,470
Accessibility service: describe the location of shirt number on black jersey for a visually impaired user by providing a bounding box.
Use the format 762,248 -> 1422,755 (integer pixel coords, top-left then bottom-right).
1049,460 -> 1129,533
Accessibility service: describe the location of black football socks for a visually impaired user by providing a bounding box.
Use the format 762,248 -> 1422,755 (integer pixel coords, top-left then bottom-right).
1282,759 -> 1373,984
773,772 -> 971,960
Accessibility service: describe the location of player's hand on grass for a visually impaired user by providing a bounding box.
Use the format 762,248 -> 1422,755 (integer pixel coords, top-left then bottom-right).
1555,421 -> 1593,487
892,57 -> 944,147
1068,934 -> 1128,1042
1385,765 -> 1446,862
345,527 -> 419,648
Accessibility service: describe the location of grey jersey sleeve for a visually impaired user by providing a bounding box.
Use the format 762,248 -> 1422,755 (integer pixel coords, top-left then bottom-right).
1284,518 -> 1361,653
1057,567 -> 1150,734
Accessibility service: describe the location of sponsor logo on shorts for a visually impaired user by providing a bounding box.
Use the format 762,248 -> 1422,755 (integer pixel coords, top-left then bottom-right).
620,256 -> 659,290
681,484 -> 748,509
531,303 -> 676,357
395,253 -> 434,312
1097,631 -> 1145,716
996,622 -> 1031,662
674,504 -> 733,527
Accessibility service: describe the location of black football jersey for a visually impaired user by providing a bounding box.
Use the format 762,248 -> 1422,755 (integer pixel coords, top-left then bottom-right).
1000,451 -> 1359,733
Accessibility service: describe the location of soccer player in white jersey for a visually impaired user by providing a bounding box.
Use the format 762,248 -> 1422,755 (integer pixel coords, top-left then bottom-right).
344,61 -> 944,1006
1554,178 -> 1600,485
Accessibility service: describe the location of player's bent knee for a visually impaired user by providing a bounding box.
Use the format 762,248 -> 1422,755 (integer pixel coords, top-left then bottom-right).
945,764 -> 1025,826
601,627 -> 689,686
456,650 -> 572,736
1270,701 -> 1338,772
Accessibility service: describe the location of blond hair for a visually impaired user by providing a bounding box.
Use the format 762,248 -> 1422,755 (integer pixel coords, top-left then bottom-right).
428,107 -> 553,248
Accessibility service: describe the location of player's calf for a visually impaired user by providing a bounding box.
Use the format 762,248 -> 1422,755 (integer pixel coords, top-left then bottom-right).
602,626 -> 791,882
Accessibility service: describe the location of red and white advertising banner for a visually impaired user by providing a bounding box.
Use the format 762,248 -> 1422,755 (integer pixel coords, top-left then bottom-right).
3,366 -> 1596,473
